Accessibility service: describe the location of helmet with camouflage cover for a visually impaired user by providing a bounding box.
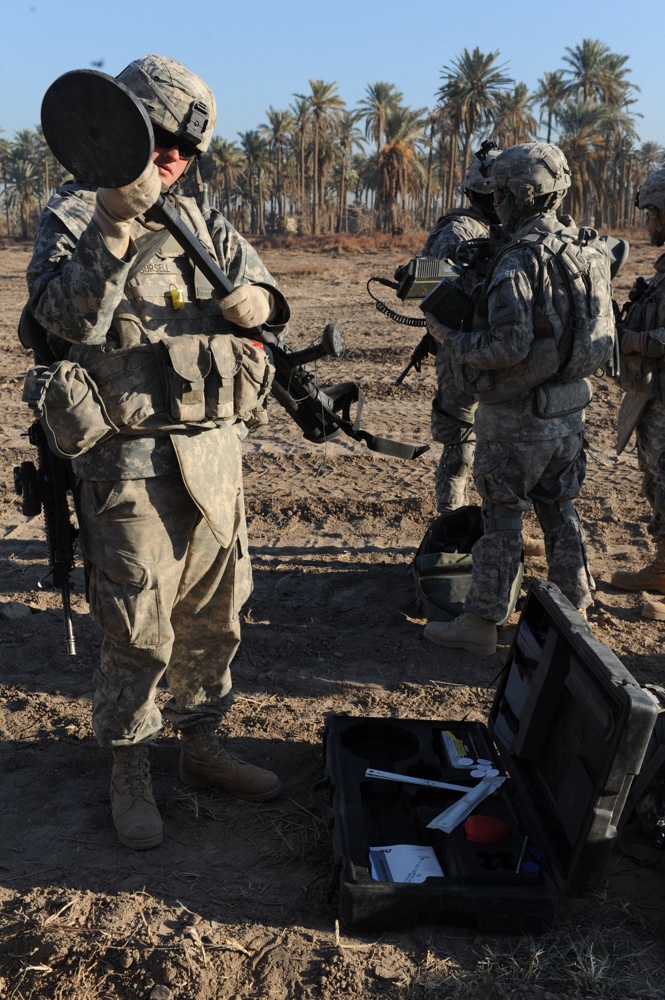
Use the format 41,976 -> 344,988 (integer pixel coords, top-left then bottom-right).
636,168 -> 665,246
463,147 -> 501,221
463,148 -> 501,196
490,141 -> 571,230
116,54 -> 216,155
636,168 -> 665,212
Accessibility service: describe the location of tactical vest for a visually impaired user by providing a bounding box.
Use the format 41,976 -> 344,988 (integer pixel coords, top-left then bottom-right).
454,227 -> 615,404
619,261 -> 665,402
55,196 -> 270,433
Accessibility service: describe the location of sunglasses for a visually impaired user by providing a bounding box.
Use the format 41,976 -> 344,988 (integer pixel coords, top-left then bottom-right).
152,123 -> 200,160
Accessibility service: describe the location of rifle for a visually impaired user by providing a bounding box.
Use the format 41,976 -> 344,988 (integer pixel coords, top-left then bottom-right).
39,69 -> 427,462
395,333 -> 438,386
14,307 -> 78,655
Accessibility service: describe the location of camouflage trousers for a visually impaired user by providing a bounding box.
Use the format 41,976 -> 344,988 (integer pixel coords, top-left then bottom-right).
79,472 -> 252,747
636,398 -> 665,539
465,432 -> 593,622
432,347 -> 477,513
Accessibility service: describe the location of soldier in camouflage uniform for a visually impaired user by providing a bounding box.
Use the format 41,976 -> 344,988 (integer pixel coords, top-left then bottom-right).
611,168 -> 665,621
422,142 -> 610,655
423,152 -> 499,513
27,56 -> 289,849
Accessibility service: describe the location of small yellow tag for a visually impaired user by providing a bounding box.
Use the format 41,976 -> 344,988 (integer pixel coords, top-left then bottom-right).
169,288 -> 185,310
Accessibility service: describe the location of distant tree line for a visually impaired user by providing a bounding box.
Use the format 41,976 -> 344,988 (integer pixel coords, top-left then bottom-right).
2,39 -> 664,239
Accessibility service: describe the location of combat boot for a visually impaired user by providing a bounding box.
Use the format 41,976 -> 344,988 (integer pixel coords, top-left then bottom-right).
424,612 -> 497,656
180,731 -> 281,802
642,597 -> 665,621
611,537 -> 665,594
110,745 -> 163,850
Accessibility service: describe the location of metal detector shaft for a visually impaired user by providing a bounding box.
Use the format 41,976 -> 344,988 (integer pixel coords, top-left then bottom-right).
147,197 -> 233,294
146,196 -> 279,339
144,197 -> 428,459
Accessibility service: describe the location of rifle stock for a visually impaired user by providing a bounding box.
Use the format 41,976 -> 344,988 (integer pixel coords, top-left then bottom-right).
15,308 -> 79,655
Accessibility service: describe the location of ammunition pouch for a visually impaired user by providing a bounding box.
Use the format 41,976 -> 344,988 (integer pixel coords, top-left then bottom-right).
233,339 -> 275,428
22,360 -> 117,459
453,335 -> 560,403
534,378 -> 592,419
162,334 -> 211,422
82,332 -> 273,433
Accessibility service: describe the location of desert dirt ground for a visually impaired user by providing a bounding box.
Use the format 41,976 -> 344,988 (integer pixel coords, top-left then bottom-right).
1,229 -> 665,1000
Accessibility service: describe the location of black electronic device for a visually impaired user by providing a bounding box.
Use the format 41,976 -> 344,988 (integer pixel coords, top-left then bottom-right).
394,257 -> 460,301
419,276 -> 477,330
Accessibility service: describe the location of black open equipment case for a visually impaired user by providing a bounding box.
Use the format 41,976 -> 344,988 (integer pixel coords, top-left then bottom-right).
312,579 -> 658,932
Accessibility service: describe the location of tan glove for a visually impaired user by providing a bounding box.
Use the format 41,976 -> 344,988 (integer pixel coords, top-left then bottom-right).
425,313 -> 454,345
220,284 -> 273,328
620,328 -> 665,358
92,161 -> 161,259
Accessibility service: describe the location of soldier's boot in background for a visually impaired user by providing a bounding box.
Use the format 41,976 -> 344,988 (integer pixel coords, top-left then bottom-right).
641,597 -> 665,621
523,535 -> 546,558
611,537 -> 665,593
180,731 -> 282,801
110,745 -> 163,850
424,612 -> 497,656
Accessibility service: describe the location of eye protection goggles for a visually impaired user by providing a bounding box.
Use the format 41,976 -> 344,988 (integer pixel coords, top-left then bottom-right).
151,123 -> 200,160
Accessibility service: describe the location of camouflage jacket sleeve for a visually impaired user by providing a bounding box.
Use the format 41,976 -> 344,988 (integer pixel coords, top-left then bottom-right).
448,247 -> 539,370
207,211 -> 290,332
26,186 -> 134,346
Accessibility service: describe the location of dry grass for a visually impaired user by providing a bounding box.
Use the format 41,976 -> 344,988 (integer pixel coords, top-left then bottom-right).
251,231 -> 429,255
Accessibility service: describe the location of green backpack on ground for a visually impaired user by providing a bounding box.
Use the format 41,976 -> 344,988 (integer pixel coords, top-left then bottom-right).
412,505 -> 523,626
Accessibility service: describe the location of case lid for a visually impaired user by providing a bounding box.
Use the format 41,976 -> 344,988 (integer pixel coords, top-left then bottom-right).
491,579 -> 658,893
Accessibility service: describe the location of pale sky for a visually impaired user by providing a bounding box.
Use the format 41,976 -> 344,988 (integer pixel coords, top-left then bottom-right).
3,0 -> 663,149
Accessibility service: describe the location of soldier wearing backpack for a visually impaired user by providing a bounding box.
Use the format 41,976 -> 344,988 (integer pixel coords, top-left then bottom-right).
422,142 -> 615,656
422,149 -> 500,514
611,168 -> 665,621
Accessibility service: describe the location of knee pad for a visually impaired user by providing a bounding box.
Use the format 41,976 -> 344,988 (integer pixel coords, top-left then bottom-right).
442,437 -> 476,478
533,499 -> 579,534
481,500 -> 523,534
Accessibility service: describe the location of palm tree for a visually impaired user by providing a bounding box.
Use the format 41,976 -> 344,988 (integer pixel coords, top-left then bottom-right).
206,137 -> 244,223
437,48 -> 511,188
557,98 -> 611,220
533,70 -> 570,142
259,107 -> 294,230
357,82 -> 403,161
637,141 -> 665,174
239,130 -> 271,234
375,106 -> 428,233
3,151 -> 41,237
493,83 -> 538,147
597,52 -> 639,108
0,135 -> 12,236
288,96 -> 311,223
295,80 -> 345,232
562,38 -> 612,102
333,111 -> 364,232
